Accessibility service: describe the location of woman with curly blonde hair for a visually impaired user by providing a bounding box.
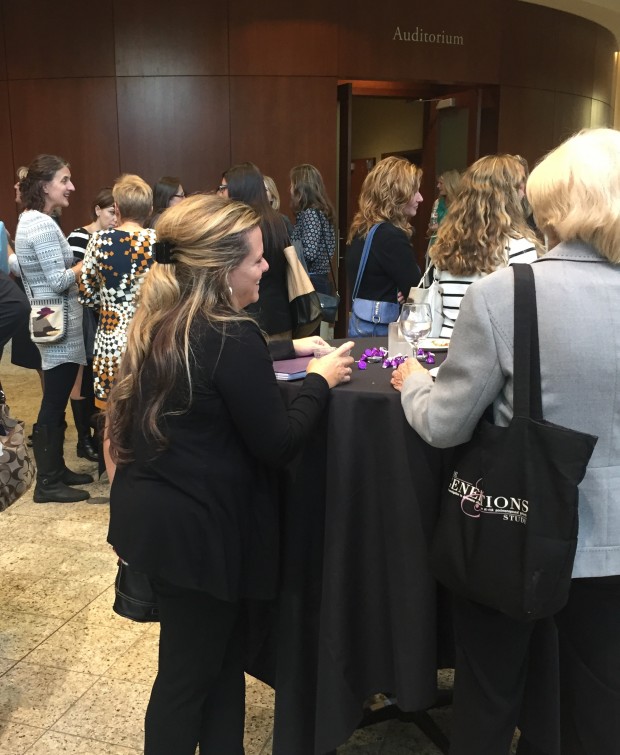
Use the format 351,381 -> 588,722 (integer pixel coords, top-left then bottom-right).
430,154 -> 539,338
346,156 -> 422,335
106,193 -> 354,755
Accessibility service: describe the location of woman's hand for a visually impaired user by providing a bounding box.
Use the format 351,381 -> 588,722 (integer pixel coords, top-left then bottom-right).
293,335 -> 329,356
72,259 -> 83,277
390,357 -> 426,392
307,341 -> 354,388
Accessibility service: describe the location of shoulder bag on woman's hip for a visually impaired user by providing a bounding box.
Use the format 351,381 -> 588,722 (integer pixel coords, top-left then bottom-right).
283,245 -> 322,338
21,275 -> 68,344
430,264 -> 597,621
348,223 -> 400,338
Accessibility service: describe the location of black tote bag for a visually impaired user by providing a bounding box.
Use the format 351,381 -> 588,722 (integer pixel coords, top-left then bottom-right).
429,264 -> 597,621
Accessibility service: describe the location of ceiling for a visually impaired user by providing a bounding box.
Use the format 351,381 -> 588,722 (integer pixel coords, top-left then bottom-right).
521,0 -> 620,46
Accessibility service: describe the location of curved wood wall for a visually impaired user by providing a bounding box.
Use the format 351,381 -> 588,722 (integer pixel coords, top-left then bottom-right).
0,0 -> 615,233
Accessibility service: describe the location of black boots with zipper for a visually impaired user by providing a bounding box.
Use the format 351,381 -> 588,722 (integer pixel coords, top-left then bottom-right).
32,422 -> 93,503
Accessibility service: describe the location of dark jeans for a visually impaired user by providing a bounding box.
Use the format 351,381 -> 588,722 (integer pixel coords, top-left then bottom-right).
38,362 -> 80,426
450,576 -> 620,755
144,582 -> 245,755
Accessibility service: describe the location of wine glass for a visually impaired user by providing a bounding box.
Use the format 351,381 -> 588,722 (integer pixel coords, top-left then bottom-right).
399,303 -> 432,359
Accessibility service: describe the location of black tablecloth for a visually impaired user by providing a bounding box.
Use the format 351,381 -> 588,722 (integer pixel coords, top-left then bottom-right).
248,339 -> 449,755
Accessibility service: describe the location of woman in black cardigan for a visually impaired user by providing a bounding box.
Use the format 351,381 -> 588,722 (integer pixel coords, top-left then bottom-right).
106,194 -> 353,755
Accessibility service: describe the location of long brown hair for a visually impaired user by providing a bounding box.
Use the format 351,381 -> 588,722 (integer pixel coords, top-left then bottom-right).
290,164 -> 335,222
106,194 -> 260,465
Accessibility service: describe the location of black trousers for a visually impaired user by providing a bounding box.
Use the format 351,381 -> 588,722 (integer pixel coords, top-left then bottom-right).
449,576 -> 620,755
38,362 -> 80,426
144,582 -> 246,755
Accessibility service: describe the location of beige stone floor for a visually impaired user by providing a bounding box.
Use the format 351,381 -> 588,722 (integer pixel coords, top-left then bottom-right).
0,345 -> 476,754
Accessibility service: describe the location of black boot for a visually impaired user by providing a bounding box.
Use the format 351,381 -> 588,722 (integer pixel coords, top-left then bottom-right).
71,398 -> 99,462
32,424 -> 90,503
59,416 -> 94,486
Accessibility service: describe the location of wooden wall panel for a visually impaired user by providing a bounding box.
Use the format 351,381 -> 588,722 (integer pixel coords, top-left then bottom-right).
590,99 -> 612,128
501,2 -> 598,100
229,77 -> 338,219
553,92 -> 593,144
497,86 -> 555,167
593,27 -> 617,104
4,0 -> 115,79
338,0 -> 504,83
116,77 -> 230,194
0,82 -> 16,231
229,0 -> 338,76
0,3 -> 6,81
114,0 -> 228,76
9,79 -> 120,232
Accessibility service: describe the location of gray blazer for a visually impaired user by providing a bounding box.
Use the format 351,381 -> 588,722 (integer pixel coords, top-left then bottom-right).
401,240 -> 620,579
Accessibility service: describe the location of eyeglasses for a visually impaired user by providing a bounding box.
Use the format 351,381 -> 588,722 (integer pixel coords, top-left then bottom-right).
172,193 -> 185,199
217,184 -> 228,192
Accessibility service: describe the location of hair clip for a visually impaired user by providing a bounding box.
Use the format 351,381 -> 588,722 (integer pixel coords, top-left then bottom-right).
153,241 -> 174,264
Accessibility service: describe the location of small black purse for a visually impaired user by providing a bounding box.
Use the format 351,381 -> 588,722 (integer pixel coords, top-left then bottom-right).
113,558 -> 160,622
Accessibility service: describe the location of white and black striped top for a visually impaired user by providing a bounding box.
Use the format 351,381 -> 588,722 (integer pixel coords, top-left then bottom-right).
437,237 -> 538,339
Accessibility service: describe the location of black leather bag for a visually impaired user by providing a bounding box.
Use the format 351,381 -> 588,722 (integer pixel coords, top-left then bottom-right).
113,559 -> 160,622
430,265 -> 597,621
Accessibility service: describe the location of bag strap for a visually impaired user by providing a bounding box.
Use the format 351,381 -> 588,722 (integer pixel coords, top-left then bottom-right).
417,260 -> 437,290
351,223 -> 382,301
512,264 -> 543,420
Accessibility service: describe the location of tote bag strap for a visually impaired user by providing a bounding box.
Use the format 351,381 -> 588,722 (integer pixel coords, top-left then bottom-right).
512,264 -> 543,421
351,223 -> 382,301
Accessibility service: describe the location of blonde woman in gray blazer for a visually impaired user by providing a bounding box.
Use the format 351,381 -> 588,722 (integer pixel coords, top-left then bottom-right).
392,128 -> 620,755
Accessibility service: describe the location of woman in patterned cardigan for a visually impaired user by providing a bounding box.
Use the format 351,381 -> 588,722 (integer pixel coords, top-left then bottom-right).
14,154 -> 94,503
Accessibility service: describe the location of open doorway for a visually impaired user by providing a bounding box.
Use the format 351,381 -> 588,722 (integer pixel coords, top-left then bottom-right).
334,80 -> 499,336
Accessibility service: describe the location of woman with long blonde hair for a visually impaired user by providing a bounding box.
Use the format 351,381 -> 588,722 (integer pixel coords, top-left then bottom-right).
346,156 -> 423,335
430,154 -> 539,338
106,193 -> 353,755
426,168 -> 461,247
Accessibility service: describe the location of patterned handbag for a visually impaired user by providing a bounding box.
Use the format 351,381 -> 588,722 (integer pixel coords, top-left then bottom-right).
0,385 -> 35,511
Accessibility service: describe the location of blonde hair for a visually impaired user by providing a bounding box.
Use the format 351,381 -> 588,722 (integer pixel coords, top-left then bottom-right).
439,169 -> 461,205
106,194 -> 260,464
527,128 -> 620,262
113,174 -> 153,224
430,154 -> 539,276
263,175 -> 280,210
348,156 -> 422,242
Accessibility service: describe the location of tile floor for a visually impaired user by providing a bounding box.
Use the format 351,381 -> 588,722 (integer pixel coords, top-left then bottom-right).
0,349 -> 487,754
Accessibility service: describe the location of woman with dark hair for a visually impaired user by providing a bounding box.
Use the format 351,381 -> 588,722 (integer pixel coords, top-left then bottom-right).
289,164 -> 336,296
66,188 -> 118,463
107,193 -> 354,754
14,154 -> 94,503
149,176 -> 184,228
220,162 -> 326,359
